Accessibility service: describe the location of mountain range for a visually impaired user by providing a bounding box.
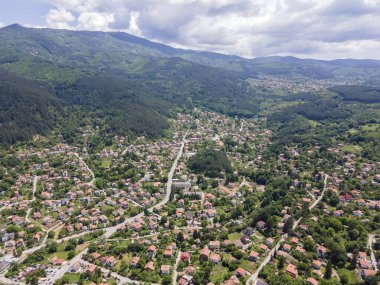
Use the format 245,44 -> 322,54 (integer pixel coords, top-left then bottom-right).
1,24 -> 380,145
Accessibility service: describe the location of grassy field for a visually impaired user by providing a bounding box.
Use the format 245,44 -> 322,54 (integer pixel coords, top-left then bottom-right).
48,242 -> 81,261
306,118 -> 319,127
76,243 -> 88,252
59,273 -> 80,283
359,124 -> 380,139
57,273 -> 118,285
52,224 -> 64,239
115,252 -> 133,272
250,232 -> 264,243
347,128 -> 359,135
101,160 -> 111,168
53,250 -> 70,259
239,259 -> 257,273
337,268 -> 360,285
341,145 -> 362,154
228,232 -> 243,242
362,123 -> 380,131
210,264 -> 229,284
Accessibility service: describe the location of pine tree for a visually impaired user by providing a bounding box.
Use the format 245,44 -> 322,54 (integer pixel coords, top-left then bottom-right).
350,254 -> 357,270
284,216 -> 294,233
278,256 -> 285,269
324,259 -> 332,279
177,232 -> 184,243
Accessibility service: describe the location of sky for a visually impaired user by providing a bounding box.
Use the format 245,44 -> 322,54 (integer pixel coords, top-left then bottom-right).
0,0 -> 380,60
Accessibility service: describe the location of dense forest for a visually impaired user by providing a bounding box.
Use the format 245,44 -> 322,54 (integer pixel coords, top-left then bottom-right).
188,148 -> 232,177
0,70 -> 63,144
55,75 -> 172,136
329,85 -> 380,103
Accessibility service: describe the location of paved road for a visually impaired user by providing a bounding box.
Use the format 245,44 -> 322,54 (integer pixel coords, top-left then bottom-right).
0,202 -> 22,212
174,226 -> 202,231
121,147 -> 130,156
57,229 -> 101,242
21,222 -> 62,259
239,121 -> 245,132
41,246 -> 89,285
42,132 -> 188,285
74,153 -> 95,186
21,176 -> 64,259
32,176 -> 38,197
306,190 -> 316,201
246,174 -> 329,285
0,276 -> 24,285
368,234 -> 378,271
173,250 -> 182,285
0,176 -> 40,214
106,231 -> 164,242
149,131 -> 188,213
309,175 -> 328,210
26,150 -> 66,157
25,176 -> 38,223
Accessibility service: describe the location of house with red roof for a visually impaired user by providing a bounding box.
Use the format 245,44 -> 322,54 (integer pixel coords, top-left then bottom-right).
286,264 -> 298,278
200,247 -> 211,260
236,267 -> 246,278
181,252 -> 191,262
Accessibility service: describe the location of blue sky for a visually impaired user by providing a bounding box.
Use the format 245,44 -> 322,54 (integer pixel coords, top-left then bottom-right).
1,0 -> 380,60
0,0 -> 52,26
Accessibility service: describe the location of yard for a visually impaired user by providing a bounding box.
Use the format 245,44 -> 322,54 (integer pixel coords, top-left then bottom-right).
228,232 -> 243,242
210,264 -> 229,284
337,268 -> 360,285
101,160 -> 112,169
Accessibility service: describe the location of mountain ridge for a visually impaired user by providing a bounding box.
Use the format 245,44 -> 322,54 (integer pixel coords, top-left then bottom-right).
0,24 -> 380,145
2,24 -> 380,73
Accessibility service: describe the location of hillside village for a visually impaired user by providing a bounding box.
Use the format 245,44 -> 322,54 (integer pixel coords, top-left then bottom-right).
0,109 -> 379,285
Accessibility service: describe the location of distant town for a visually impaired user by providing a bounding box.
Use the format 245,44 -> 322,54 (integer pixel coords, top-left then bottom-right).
247,75 -> 363,93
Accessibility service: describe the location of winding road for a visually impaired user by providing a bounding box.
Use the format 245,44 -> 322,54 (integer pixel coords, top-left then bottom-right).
25,176 -> 38,223
74,153 -> 95,187
41,131 -> 188,285
246,174 -> 329,285
173,250 -> 182,285
368,234 -> 378,271
149,130 -> 188,213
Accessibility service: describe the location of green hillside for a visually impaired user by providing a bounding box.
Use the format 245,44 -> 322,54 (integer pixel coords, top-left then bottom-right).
0,24 -> 380,146
0,25 -> 258,144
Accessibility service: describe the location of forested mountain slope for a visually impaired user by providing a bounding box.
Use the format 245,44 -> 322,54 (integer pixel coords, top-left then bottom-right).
0,24 -> 257,143
0,24 -> 380,145
0,70 -> 64,144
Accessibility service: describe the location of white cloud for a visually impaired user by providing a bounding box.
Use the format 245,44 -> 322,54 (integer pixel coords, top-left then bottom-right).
0,21 -> 4,28
41,0 -> 82,10
125,11 -> 141,36
77,12 -> 114,31
46,8 -> 75,29
40,0 -> 380,59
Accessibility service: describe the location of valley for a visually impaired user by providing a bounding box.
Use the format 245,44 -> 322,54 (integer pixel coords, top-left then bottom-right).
0,24 -> 379,285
